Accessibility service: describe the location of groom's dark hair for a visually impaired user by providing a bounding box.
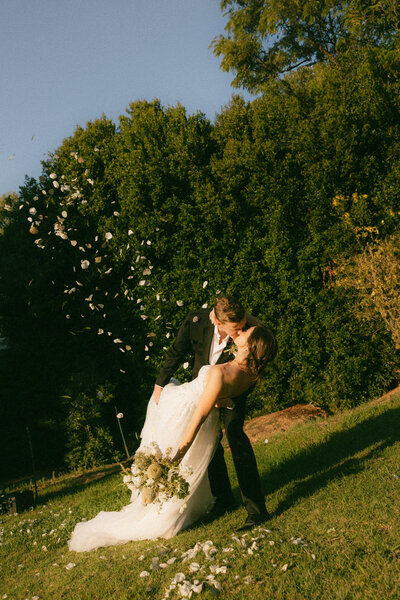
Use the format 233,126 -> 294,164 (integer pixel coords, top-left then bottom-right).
214,296 -> 245,323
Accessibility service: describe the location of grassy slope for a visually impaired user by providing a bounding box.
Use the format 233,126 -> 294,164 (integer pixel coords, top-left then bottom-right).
1,391 -> 399,600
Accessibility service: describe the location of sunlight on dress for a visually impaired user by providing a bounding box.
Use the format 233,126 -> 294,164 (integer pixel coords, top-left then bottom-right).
69,366 -> 218,552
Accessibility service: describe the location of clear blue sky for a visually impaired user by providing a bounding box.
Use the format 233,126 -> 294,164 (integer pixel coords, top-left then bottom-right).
1,0 -> 252,195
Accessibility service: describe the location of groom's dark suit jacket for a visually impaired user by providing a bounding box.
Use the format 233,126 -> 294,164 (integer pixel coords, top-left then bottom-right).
155,308 -> 263,387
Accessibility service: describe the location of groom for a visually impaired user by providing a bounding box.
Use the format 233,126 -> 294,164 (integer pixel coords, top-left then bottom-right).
154,296 -> 276,531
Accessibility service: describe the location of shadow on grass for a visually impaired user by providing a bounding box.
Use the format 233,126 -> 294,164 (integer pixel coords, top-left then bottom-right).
27,403 -> 400,519
258,404 -> 400,516
34,463 -> 128,507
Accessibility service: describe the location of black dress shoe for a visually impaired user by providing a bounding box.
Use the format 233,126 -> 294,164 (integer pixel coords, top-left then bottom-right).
236,512 -> 270,532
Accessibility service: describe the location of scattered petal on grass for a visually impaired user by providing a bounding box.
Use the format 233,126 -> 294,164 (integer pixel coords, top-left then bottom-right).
214,566 -> 227,574
202,281 -> 208,288
183,362 -> 189,369
291,537 -> 306,545
176,300 -> 183,306
105,232 -> 113,240
281,563 -> 289,572
140,571 -> 150,577
65,562 -> 76,570
193,316 -> 198,322
212,581 -> 222,591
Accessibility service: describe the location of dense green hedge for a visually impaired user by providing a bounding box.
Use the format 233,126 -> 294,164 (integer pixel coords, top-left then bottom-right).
1,47 -> 399,478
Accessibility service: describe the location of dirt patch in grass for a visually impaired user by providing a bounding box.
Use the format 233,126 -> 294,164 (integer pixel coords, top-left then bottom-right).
244,403 -> 329,444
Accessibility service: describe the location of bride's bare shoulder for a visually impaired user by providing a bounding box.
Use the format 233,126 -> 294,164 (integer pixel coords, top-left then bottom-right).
204,364 -> 224,389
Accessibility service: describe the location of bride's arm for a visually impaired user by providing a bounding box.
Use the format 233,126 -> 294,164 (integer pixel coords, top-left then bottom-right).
173,367 -> 223,461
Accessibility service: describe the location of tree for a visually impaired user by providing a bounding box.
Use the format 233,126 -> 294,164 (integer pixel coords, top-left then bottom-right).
337,234 -> 400,350
211,0 -> 400,92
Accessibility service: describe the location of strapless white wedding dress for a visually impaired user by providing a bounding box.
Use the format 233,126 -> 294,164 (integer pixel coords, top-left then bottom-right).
69,366 -> 219,552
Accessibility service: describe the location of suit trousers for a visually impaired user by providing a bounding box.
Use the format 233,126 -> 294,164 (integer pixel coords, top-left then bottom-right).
207,398 -> 266,518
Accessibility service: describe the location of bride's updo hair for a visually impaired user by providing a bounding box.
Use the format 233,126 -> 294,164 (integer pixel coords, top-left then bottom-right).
244,326 -> 277,382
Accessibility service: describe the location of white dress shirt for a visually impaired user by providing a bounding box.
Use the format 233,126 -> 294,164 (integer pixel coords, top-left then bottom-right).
209,324 -> 230,365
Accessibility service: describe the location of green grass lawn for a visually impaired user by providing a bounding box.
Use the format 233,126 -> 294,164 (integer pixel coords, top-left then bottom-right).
1,391 -> 399,600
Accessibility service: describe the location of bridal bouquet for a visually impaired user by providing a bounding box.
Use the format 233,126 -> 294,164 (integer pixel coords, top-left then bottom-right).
122,442 -> 190,506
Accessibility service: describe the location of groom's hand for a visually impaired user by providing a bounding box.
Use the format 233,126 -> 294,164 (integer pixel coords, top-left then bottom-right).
154,385 -> 163,405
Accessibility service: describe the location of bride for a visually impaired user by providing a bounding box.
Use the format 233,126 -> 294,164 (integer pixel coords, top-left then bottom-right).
69,325 -> 275,552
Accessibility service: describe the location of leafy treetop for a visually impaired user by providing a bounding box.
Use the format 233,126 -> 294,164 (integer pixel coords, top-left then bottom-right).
211,0 -> 400,92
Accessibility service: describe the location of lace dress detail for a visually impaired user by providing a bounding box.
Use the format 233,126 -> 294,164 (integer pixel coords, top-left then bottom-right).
69,366 -> 218,552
